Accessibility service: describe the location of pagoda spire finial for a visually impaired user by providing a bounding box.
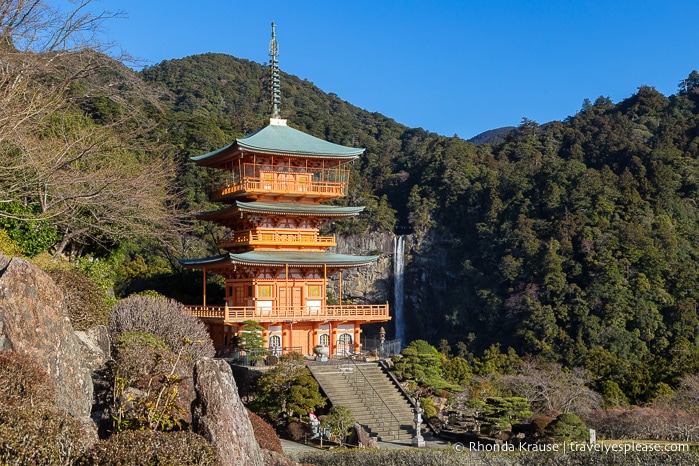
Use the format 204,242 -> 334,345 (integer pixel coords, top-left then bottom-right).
269,22 -> 281,120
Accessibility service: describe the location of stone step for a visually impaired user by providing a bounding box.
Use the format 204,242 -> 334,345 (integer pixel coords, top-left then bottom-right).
309,362 -> 417,445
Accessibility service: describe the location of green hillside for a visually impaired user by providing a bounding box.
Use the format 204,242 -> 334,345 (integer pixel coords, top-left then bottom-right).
4,36 -> 699,403
141,56 -> 699,402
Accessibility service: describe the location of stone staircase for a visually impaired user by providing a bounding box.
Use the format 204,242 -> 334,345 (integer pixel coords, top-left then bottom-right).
309,361 -> 416,442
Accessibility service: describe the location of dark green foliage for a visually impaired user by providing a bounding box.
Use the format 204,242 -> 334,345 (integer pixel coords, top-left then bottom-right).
0,202 -> 58,257
251,361 -> 326,424
48,268 -> 111,330
394,340 -> 458,390
442,356 -> 473,386
322,405 -> 356,445
80,430 -> 217,466
482,397 -> 533,434
544,413 -> 590,442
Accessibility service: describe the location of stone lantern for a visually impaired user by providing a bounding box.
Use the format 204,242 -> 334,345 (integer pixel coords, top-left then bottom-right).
412,399 -> 425,447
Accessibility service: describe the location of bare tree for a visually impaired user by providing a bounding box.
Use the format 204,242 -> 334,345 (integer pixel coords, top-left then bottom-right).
497,358 -> 601,415
0,0 -> 185,259
1,0 -> 124,54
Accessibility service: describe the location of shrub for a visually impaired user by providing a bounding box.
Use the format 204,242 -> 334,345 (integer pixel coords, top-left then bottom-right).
443,356 -> 473,386
113,332 -> 175,387
322,405 -> 355,445
48,268 -> 111,330
420,397 -> 438,419
531,414 -> 555,437
0,404 -> 92,466
81,430 -> 217,465
111,332 -> 192,432
0,352 -> 88,465
545,412 -> 590,442
290,449 -> 699,466
247,408 -> 283,454
394,340 -> 459,390
0,229 -> 23,257
287,421 -> 311,442
483,397 -> 533,434
109,294 -> 215,363
252,361 -> 326,424
0,350 -> 55,408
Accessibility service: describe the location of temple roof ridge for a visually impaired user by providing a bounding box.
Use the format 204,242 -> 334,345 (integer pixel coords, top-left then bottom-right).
179,250 -> 380,268
195,201 -> 364,219
192,122 -> 364,162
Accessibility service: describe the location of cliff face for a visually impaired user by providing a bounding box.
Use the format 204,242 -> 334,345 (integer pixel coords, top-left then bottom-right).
331,231 -> 452,344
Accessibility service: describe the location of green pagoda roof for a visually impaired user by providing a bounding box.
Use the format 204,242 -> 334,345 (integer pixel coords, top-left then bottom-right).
196,201 -> 364,220
192,119 -> 364,163
179,251 -> 379,268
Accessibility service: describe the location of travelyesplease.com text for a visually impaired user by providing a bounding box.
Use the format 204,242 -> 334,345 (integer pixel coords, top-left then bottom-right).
453,441 -> 690,454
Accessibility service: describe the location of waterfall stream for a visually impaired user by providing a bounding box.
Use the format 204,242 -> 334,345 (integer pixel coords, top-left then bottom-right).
393,235 -> 405,344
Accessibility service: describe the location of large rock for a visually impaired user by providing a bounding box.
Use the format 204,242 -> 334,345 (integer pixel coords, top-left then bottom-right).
0,254 -> 93,417
192,358 -> 264,466
74,325 -> 110,372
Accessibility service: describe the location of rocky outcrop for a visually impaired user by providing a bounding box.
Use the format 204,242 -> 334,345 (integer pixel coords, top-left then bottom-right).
350,422 -> 379,448
192,358 -> 265,466
333,231 -> 452,343
0,253 -> 93,418
74,325 -> 110,372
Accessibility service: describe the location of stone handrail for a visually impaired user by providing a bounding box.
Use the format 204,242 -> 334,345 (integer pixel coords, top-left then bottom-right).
343,359 -> 403,440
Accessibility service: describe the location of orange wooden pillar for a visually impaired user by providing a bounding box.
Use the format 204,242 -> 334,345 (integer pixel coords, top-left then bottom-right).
202,267 -> 207,307
282,322 -> 291,353
328,321 -> 335,357
354,324 -> 362,354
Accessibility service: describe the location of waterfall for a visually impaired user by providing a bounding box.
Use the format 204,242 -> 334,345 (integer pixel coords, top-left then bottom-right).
393,235 -> 405,344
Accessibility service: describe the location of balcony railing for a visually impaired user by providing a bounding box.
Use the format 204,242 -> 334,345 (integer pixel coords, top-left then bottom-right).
217,230 -> 336,250
186,303 -> 390,324
209,164 -> 350,201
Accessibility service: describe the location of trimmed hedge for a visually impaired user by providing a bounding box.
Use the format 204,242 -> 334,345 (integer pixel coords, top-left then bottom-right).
0,405 -> 93,466
0,350 -> 55,408
80,430 -> 217,465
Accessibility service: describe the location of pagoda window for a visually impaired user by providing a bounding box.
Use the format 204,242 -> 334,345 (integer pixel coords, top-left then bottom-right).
337,333 -> 353,356
258,285 -> 272,298
307,285 -> 321,298
319,334 -> 329,346
269,335 -> 282,353
338,333 -> 353,345
262,172 -> 273,189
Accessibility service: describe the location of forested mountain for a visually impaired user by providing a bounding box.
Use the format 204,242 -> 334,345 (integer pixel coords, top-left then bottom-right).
139,56 -> 699,403
4,40 -> 699,404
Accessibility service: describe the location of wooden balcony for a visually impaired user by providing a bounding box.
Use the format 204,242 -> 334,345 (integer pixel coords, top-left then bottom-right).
217,230 -> 336,250
210,177 -> 346,201
209,164 -> 349,201
186,303 -> 390,324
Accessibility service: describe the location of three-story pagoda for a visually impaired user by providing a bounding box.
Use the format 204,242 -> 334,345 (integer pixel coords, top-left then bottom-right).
180,24 -> 390,357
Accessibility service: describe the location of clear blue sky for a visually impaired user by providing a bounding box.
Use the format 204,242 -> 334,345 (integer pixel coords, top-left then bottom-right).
96,0 -> 698,140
